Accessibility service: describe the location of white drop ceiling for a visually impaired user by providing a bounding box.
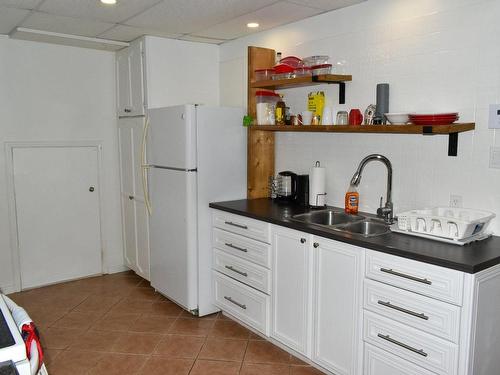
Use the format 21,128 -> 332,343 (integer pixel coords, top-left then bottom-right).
0,0 -> 365,45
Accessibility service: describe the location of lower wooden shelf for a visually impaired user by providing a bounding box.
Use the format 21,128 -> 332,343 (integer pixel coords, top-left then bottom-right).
249,123 -> 475,135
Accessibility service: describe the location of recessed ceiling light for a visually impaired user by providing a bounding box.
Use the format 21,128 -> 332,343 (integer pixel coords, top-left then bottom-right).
247,22 -> 259,28
100,0 -> 117,5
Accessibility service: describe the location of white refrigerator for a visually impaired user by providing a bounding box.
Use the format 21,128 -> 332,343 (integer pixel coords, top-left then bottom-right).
144,104 -> 246,316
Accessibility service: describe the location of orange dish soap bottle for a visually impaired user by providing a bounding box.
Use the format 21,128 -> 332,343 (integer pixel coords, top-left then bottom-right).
345,184 -> 359,214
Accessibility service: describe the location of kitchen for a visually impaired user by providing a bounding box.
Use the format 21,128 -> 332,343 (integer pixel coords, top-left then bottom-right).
1,0 -> 500,374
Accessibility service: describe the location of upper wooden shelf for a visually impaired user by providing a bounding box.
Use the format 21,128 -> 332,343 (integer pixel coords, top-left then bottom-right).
249,123 -> 475,135
250,74 -> 352,90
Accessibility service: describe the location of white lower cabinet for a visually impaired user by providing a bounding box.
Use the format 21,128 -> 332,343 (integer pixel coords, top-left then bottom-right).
271,226 -> 313,355
364,343 -> 436,375
311,237 -> 364,375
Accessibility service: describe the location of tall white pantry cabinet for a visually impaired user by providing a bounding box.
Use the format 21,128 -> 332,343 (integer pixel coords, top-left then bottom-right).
116,36 -> 220,280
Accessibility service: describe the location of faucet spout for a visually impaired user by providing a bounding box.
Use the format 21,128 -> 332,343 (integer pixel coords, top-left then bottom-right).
350,154 -> 394,223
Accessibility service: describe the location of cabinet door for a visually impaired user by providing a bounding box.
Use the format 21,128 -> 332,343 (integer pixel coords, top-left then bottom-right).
128,39 -> 145,116
116,47 -> 132,116
118,122 -> 135,195
135,200 -> 150,280
312,237 -> 364,375
122,194 -> 137,271
271,226 -> 312,355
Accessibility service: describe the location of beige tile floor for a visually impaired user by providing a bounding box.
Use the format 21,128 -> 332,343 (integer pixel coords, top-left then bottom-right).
8,271 -> 325,374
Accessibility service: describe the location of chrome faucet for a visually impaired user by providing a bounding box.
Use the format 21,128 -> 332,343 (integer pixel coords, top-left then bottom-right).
350,154 -> 394,224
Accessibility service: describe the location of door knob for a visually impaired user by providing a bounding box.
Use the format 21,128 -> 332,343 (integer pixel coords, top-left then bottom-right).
89,186 -> 95,192
129,195 -> 134,200
300,238 -> 306,243
313,242 -> 319,248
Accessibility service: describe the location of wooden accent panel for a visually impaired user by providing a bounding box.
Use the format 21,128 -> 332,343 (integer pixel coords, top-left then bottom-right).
250,123 -> 475,134
250,74 -> 352,90
247,46 -> 276,199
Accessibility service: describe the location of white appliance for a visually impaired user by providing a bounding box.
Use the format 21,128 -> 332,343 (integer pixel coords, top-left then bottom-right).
0,295 -> 47,375
144,104 -> 246,316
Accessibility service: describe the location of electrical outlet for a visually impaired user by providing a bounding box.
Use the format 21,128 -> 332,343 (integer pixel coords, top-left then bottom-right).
490,146 -> 500,169
450,194 -> 463,208
488,104 -> 500,129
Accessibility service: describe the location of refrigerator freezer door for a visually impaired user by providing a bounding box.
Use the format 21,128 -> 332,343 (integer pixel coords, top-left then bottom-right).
147,105 -> 197,169
149,167 -> 198,311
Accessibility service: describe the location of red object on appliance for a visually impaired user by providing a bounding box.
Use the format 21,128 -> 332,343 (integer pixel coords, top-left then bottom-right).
22,322 -> 43,371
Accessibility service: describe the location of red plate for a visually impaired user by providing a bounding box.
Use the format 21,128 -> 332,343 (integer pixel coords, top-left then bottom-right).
410,112 -> 458,117
410,118 -> 458,125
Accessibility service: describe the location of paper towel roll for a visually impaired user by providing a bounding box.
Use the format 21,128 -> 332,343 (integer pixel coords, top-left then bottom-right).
309,161 -> 326,207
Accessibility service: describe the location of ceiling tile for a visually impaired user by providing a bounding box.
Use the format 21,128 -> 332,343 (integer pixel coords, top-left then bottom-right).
125,0 -> 277,35
39,0 -> 161,24
177,34 -> 227,44
286,0 -> 365,11
98,24 -> 180,42
0,6 -> 30,34
195,1 -> 322,40
21,11 -> 115,37
0,0 -> 42,10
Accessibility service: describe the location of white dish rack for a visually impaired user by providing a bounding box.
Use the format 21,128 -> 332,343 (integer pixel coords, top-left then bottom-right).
393,207 -> 495,245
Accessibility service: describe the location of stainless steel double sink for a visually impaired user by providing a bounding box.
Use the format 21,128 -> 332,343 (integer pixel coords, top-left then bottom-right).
289,209 -> 390,237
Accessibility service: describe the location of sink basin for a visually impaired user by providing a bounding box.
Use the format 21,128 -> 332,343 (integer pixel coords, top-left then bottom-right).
291,209 -> 365,226
337,219 -> 390,237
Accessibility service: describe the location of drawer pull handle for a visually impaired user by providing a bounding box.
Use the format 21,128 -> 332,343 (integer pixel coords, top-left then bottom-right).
377,334 -> 428,357
224,221 -> 248,230
377,300 -> 429,320
225,265 -> 248,277
224,243 -> 248,253
224,296 -> 247,310
380,268 -> 432,285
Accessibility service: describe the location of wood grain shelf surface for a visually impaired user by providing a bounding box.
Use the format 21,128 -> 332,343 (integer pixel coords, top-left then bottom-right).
250,74 -> 352,90
249,123 -> 475,134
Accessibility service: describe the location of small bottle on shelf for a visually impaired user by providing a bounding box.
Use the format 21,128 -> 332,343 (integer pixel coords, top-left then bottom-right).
275,95 -> 286,126
345,184 -> 359,214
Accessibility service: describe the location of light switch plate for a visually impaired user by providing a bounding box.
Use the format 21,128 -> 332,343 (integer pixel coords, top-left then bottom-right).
489,146 -> 500,169
488,104 -> 500,129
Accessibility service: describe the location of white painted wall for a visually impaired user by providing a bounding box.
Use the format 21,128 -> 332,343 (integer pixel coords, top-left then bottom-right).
145,36 -> 220,108
0,37 -> 124,293
219,0 -> 500,234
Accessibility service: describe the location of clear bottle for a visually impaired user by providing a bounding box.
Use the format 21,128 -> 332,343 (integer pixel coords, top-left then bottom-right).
345,184 -> 359,214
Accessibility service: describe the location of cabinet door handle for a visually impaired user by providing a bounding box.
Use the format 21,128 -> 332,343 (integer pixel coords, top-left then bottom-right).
300,238 -> 306,244
377,300 -> 429,320
124,108 -> 132,113
224,243 -> 248,253
377,333 -> 428,357
380,268 -> 432,285
224,221 -> 248,230
224,296 -> 246,310
128,195 -> 134,200
225,265 -> 248,277
313,242 -> 319,248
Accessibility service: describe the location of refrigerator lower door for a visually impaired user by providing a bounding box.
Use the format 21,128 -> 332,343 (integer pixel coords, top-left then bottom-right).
149,167 -> 198,311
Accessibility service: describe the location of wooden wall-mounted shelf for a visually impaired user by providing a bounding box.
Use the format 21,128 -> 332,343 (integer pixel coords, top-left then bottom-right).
249,123 -> 475,134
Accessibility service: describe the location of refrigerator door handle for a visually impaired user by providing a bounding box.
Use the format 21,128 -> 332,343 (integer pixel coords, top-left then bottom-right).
141,115 -> 153,216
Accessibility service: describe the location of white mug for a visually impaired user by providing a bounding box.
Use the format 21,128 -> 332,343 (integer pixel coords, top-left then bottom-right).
300,110 -> 313,125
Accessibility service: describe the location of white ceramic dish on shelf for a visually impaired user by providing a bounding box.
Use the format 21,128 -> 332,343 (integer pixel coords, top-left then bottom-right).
384,112 -> 411,124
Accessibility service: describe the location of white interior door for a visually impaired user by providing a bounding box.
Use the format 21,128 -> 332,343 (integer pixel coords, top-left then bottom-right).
13,146 -> 102,289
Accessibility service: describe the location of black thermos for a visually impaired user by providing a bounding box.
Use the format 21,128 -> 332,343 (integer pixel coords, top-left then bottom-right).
295,175 -> 310,206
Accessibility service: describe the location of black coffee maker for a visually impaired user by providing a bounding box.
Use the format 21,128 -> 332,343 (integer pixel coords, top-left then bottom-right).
276,171 -> 297,201
295,175 -> 309,206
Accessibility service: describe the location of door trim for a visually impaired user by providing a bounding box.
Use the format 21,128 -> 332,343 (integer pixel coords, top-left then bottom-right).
4,141 -> 106,292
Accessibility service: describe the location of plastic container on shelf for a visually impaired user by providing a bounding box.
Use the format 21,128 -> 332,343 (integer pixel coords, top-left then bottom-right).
255,90 -> 280,125
311,64 -> 332,75
278,56 -> 302,68
254,68 -> 275,81
294,66 -> 312,77
302,55 -> 330,67
272,64 -> 295,80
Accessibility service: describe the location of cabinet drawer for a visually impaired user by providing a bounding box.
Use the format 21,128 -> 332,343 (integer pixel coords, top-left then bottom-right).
213,271 -> 270,335
365,251 -> 464,305
364,311 -> 458,375
213,210 -> 271,243
364,280 -> 461,343
213,228 -> 271,268
213,249 -> 271,294
364,343 -> 437,375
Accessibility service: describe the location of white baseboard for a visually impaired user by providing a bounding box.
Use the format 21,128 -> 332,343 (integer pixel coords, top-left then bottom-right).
0,284 -> 20,295
106,264 -> 130,274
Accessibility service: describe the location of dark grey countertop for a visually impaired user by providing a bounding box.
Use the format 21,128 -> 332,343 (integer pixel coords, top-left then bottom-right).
209,198 -> 500,274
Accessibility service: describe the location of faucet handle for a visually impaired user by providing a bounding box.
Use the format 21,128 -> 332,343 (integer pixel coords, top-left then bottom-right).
379,196 -> 383,208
